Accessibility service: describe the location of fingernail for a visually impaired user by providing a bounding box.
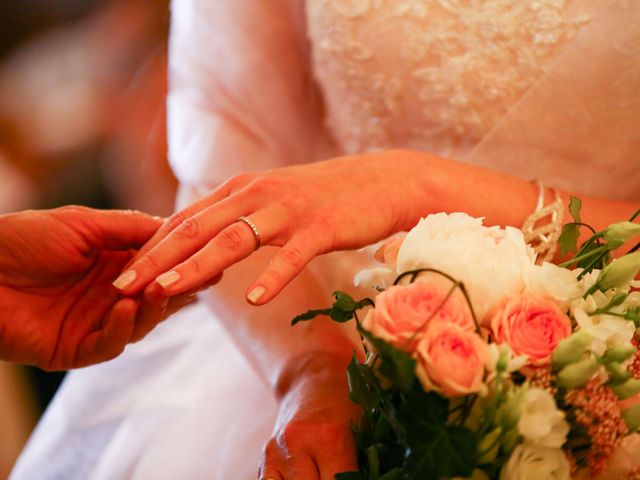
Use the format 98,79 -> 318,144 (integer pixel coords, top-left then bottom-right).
113,270 -> 137,290
247,286 -> 266,304
156,271 -> 180,289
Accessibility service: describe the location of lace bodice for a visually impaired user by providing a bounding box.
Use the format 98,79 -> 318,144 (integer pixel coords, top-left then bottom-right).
306,0 -> 596,158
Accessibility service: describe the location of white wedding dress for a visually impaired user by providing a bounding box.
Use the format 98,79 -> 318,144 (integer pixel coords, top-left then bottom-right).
12,1 -> 640,479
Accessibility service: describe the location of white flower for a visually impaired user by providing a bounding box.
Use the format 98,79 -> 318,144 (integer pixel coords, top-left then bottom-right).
487,344 -> 528,380
517,389 -> 569,448
500,444 -> 570,480
396,213 -> 535,319
572,292 -> 635,356
353,266 -> 396,289
524,262 -> 582,307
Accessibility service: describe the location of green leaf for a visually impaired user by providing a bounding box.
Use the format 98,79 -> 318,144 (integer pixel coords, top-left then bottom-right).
625,306 -> 640,327
559,194 -> 586,257
291,291 -> 374,325
398,394 -> 476,479
347,354 -> 380,413
361,332 -> 416,392
378,469 -> 403,480
335,473 -> 366,480
569,196 -> 582,223
331,291 -> 375,323
291,308 -> 333,325
559,223 -> 580,256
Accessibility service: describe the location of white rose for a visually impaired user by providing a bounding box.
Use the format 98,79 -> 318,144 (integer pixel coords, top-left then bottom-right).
500,445 -> 570,480
397,213 -> 535,319
524,262 -> 582,307
517,389 -> 569,448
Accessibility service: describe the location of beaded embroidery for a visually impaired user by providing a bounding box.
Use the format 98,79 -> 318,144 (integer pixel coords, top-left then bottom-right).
306,0 -> 594,155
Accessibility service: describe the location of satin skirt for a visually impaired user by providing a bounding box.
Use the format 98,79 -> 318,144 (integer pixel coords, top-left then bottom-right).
12,302 -> 277,480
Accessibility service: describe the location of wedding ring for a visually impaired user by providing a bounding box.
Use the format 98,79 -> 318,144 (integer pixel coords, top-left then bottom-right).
237,216 -> 261,250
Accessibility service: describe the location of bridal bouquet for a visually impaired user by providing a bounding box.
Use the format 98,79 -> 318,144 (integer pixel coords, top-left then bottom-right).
293,200 -> 640,480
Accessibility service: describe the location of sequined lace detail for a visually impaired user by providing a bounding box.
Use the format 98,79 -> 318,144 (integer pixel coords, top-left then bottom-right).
306,0 -> 595,156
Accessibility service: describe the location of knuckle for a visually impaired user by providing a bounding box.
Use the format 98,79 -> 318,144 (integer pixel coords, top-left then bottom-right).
229,172 -> 256,187
247,176 -> 278,195
173,217 -> 200,239
282,421 -> 306,444
260,439 -> 284,477
165,211 -> 187,232
217,225 -> 245,250
59,205 -> 87,215
139,254 -> 161,271
262,269 -> 286,286
279,246 -> 306,270
184,257 -> 203,274
262,438 -> 280,458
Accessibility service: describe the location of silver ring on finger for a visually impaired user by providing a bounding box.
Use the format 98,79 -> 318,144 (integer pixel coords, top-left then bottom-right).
237,215 -> 261,250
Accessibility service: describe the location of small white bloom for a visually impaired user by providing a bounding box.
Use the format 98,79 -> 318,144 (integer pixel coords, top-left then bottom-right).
500,444 -> 570,480
578,270 -> 601,295
517,389 -> 569,448
524,262 -> 582,307
487,344 -> 528,379
396,213 -> 535,319
353,266 -> 396,289
572,293 -> 635,356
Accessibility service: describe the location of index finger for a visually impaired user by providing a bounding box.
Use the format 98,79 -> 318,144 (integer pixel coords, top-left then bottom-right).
128,175 -> 247,263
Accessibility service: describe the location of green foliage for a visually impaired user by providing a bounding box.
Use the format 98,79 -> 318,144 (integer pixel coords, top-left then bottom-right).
361,332 -> 416,393
347,354 -> 380,413
626,306 -> 640,327
398,394 -> 476,479
291,291 -> 374,325
559,223 -> 581,257
559,198 -> 640,283
558,197 -> 583,256
339,350 -> 476,480
569,196 -> 583,224
335,473 -> 367,480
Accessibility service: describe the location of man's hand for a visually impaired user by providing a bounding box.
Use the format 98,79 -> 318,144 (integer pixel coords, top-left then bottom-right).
0,206 -> 162,370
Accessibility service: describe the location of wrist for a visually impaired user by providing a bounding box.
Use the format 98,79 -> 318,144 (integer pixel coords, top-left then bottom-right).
375,150 -> 445,232
275,350 -> 354,401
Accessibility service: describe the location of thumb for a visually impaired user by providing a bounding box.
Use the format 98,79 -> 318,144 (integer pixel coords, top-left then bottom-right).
77,208 -> 164,250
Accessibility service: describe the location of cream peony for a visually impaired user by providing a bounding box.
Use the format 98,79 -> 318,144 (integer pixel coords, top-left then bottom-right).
517,389 -> 569,448
396,213 -> 535,319
500,445 -> 570,480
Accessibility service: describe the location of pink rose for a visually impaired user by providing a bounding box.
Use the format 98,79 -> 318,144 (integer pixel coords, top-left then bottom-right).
487,295 -> 572,367
415,323 -> 490,397
362,282 -> 475,353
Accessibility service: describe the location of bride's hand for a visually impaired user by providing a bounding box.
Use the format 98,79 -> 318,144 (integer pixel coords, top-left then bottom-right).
112,151 -> 429,304
260,353 -> 360,480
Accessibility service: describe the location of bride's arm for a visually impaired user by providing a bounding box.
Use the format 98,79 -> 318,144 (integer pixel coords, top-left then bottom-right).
117,149 -> 639,305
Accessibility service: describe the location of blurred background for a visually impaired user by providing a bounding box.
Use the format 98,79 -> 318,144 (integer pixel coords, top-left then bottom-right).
0,0 -> 176,475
